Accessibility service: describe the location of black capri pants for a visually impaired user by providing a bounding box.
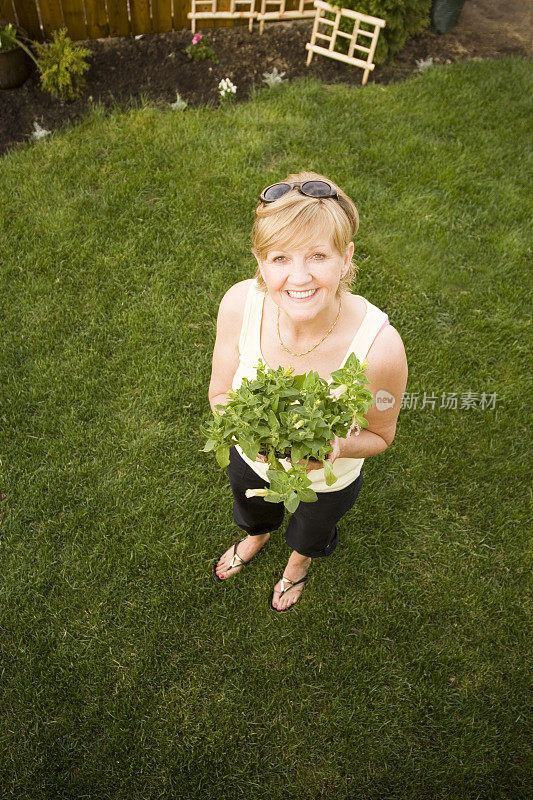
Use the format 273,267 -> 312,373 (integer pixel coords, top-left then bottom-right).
226,446 -> 364,558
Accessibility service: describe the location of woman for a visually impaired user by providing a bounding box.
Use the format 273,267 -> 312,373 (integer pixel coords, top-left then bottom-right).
208,171 -> 408,612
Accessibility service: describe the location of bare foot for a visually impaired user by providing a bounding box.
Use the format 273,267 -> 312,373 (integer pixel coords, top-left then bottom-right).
215,532 -> 271,580
272,554 -> 312,610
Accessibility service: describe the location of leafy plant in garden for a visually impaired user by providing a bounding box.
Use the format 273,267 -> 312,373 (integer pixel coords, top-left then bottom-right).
218,77 -> 237,103
262,67 -> 286,87
201,353 -> 374,512
170,90 -> 187,110
31,121 -> 51,140
185,32 -> 219,64
32,27 -> 91,102
331,0 -> 431,64
0,19 -> 39,66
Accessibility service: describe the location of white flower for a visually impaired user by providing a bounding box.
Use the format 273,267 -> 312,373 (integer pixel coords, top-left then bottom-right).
170,91 -> 187,111
245,488 -> 269,498
328,384 -> 348,400
262,67 -> 286,87
416,57 -> 434,72
349,420 -> 361,437
218,77 -> 237,99
31,121 -> 51,141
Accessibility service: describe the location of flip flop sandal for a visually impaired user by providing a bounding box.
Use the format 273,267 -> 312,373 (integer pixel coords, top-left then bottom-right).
269,575 -> 308,613
213,537 -> 253,583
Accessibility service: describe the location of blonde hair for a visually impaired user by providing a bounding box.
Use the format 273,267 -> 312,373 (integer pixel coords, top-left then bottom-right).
251,171 -> 360,296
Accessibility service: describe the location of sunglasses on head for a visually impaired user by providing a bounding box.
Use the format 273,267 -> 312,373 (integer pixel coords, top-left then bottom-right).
259,180 -> 339,203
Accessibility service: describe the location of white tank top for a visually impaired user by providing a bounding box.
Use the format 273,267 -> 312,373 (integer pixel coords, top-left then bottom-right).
231,280 -> 389,492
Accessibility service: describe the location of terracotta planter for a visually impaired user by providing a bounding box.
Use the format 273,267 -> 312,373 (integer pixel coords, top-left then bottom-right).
0,45 -> 33,90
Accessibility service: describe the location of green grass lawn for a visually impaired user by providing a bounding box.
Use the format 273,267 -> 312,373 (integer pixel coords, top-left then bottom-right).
0,57 -> 531,799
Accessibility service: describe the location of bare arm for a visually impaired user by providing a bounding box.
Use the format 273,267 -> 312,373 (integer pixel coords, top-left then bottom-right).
337,324 -> 408,459
208,280 -> 252,415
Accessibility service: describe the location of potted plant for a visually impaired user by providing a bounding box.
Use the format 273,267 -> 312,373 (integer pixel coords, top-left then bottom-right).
430,0 -> 467,34
202,353 -> 374,512
0,18 -> 39,90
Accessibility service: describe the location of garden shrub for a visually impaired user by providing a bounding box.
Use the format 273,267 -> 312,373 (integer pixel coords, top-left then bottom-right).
33,27 -> 91,102
333,0 -> 431,64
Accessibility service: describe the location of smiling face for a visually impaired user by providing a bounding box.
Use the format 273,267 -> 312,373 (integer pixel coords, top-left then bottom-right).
254,237 -> 355,322
251,172 -> 360,309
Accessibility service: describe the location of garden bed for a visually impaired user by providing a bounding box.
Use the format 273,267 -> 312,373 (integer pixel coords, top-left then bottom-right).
0,0 -> 529,157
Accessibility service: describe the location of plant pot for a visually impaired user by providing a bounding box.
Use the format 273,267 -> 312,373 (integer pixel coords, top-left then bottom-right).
430,0 -> 466,34
259,450 -> 291,460
0,45 -> 33,90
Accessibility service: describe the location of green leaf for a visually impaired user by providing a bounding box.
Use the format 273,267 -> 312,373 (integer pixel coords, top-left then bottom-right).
267,453 -> 285,471
290,444 -> 307,464
323,459 -> 338,486
292,374 -> 306,390
202,438 -> 218,452
285,493 -> 300,513
215,445 -> 230,468
298,488 -> 318,503
240,440 -> 261,462
264,491 -> 282,504
267,410 -> 279,429
255,425 -> 271,438
309,441 -> 323,456
267,470 -> 285,492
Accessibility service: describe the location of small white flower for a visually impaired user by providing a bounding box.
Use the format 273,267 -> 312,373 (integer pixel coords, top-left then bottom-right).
245,488 -> 269,498
349,420 -> 361,437
328,384 -> 348,400
170,91 -> 187,111
416,57 -> 434,72
31,121 -> 51,141
218,77 -> 237,99
262,67 -> 286,87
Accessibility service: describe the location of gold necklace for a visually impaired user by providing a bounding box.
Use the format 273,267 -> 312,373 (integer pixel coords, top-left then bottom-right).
277,295 -> 342,357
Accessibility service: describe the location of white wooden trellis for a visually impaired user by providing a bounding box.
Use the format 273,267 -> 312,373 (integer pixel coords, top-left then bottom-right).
305,0 -> 386,85
257,0 -> 316,36
188,0 -> 257,35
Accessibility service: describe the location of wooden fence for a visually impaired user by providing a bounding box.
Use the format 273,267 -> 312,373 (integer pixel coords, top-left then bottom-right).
1,0 -> 308,41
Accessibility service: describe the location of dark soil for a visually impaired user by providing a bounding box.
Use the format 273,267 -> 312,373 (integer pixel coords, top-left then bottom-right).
1,0 -> 530,157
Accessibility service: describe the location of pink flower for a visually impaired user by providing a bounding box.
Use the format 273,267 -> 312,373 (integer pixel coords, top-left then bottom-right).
191,33 -> 203,45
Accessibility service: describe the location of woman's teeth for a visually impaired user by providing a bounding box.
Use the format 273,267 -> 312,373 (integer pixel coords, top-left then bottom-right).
286,289 -> 317,299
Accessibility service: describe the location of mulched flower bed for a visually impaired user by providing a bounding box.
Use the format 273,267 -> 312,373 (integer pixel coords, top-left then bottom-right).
0,12 -> 528,157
